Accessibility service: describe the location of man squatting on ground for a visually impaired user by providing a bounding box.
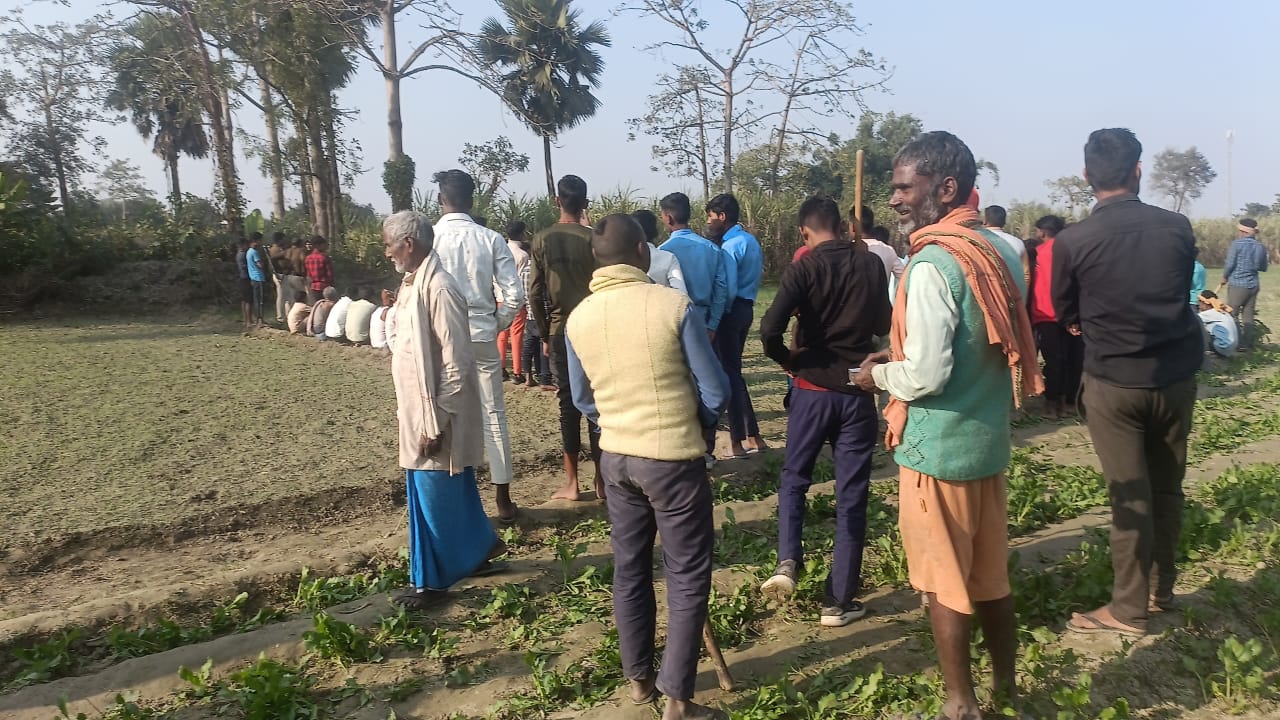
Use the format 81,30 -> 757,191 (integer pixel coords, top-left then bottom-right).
1053,128 -> 1203,638
857,131 -> 1043,720
565,214 -> 730,720
758,196 -> 891,627
381,210 -> 506,610
430,169 -> 524,523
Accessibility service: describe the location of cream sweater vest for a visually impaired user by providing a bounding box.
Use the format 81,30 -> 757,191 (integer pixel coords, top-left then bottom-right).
566,264 -> 705,461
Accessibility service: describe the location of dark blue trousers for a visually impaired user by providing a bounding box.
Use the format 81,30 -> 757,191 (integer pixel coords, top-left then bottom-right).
779,387 -> 877,607
603,451 -> 714,701
714,298 -> 760,442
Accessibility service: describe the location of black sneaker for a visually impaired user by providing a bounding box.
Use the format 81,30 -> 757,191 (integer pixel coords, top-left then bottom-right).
820,600 -> 867,627
760,559 -> 798,602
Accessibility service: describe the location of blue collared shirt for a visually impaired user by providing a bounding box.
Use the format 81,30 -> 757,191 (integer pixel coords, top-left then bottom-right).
720,224 -> 763,302
659,229 -> 729,330
1224,236 -> 1268,289
566,306 -> 729,430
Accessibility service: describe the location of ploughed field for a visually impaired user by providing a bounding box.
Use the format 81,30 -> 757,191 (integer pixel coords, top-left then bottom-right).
1,285 -> 1278,719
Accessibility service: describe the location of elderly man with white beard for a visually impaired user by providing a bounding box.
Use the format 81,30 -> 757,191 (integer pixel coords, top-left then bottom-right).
382,210 -> 507,610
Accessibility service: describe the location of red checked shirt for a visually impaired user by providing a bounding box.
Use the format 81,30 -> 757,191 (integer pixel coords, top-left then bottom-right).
305,250 -> 334,291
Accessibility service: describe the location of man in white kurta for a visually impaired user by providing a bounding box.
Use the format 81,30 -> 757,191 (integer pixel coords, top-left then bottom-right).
430,170 -> 524,523
384,210 -> 502,609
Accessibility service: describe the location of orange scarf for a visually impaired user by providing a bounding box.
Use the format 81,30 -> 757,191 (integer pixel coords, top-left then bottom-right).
883,207 -> 1044,450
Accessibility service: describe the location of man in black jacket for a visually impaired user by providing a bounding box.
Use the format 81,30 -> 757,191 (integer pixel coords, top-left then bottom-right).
758,196 -> 891,627
1053,128 -> 1202,638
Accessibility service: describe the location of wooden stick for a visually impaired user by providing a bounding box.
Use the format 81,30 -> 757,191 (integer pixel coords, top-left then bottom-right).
853,148 -> 865,233
702,618 -> 734,691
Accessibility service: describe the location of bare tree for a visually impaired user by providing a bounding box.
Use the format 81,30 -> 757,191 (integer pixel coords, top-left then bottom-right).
619,0 -> 887,193
626,65 -> 723,199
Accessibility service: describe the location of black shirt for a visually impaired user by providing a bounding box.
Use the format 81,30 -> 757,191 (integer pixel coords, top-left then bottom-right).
1052,194 -> 1203,388
760,239 -> 891,394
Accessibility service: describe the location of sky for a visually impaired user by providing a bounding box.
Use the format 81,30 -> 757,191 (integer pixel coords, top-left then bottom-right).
9,0 -> 1276,219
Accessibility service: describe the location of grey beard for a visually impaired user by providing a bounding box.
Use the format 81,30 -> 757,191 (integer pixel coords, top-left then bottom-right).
898,193 -> 945,235
393,260 -> 406,273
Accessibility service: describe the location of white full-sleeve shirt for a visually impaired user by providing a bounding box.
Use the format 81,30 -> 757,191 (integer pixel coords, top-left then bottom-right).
871,262 -> 960,401
432,213 -> 525,343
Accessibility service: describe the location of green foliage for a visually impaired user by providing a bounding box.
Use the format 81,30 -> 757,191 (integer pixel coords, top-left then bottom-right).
54,693 -> 160,720
303,612 -> 383,665
1005,449 -> 1109,535
459,136 -> 529,204
222,655 -> 319,720
732,662 -> 942,719
4,628 -> 83,691
382,155 -> 416,212
707,584 -> 765,647
1151,146 -> 1217,213
490,633 -> 624,718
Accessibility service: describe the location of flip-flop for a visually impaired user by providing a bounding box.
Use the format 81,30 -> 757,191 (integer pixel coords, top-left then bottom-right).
1067,611 -> 1145,637
745,448 -> 764,455
630,685 -> 659,705
722,454 -> 749,461
391,588 -> 448,611
472,560 -> 510,578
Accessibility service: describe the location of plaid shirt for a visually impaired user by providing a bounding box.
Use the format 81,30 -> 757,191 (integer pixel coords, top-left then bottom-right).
1224,236 -> 1268,290
305,250 -> 334,291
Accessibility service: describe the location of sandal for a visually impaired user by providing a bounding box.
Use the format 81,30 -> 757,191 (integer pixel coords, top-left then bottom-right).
391,588 -> 448,611
472,560 -> 510,578
1067,611 -> 1145,637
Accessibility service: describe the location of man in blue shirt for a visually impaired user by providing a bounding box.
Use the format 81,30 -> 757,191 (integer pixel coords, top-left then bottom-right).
659,192 -> 728,470
246,232 -> 268,326
1222,218 -> 1268,350
706,193 -> 767,458
659,193 -> 728,334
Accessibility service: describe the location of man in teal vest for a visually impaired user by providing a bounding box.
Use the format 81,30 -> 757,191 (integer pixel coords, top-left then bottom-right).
857,131 -> 1042,720
566,214 -> 730,720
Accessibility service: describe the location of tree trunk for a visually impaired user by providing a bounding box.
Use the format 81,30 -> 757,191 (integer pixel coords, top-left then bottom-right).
176,7 -> 242,236
167,151 -> 182,209
259,74 -> 286,220
543,133 -> 555,198
722,73 -> 734,194
382,0 -> 403,162
324,95 -> 343,242
305,113 -> 332,241
42,99 -> 70,212
768,37 -> 808,197
693,83 -> 710,200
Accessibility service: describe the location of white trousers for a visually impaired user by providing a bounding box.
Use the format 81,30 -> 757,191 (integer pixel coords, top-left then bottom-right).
472,340 -> 512,485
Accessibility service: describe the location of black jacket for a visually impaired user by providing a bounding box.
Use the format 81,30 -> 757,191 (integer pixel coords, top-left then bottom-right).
760,239 -> 891,394
1052,194 -> 1203,388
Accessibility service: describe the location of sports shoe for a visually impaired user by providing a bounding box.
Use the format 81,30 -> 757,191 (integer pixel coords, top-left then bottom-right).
820,600 -> 867,627
760,559 -> 798,602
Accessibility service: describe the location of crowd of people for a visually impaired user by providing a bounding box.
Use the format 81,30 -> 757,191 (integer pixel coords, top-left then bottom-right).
232,125 -> 1267,720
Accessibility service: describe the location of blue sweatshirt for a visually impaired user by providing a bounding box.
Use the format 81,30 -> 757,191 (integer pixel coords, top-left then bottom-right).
659,229 -> 728,330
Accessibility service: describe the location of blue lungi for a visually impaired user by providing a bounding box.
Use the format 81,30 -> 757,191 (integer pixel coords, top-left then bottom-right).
406,467 -> 497,591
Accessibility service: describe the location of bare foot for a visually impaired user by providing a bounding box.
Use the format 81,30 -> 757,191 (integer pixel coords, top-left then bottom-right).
664,698 -> 728,720
593,477 -> 606,503
495,484 -> 517,522
551,482 -> 582,502
748,436 -> 770,452
729,442 -> 747,457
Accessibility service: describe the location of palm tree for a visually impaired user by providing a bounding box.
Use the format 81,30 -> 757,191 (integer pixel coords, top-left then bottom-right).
106,16 -> 209,210
477,0 -> 610,197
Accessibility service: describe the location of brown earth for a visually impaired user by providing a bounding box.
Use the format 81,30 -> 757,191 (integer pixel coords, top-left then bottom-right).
3,288 -> 1280,719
